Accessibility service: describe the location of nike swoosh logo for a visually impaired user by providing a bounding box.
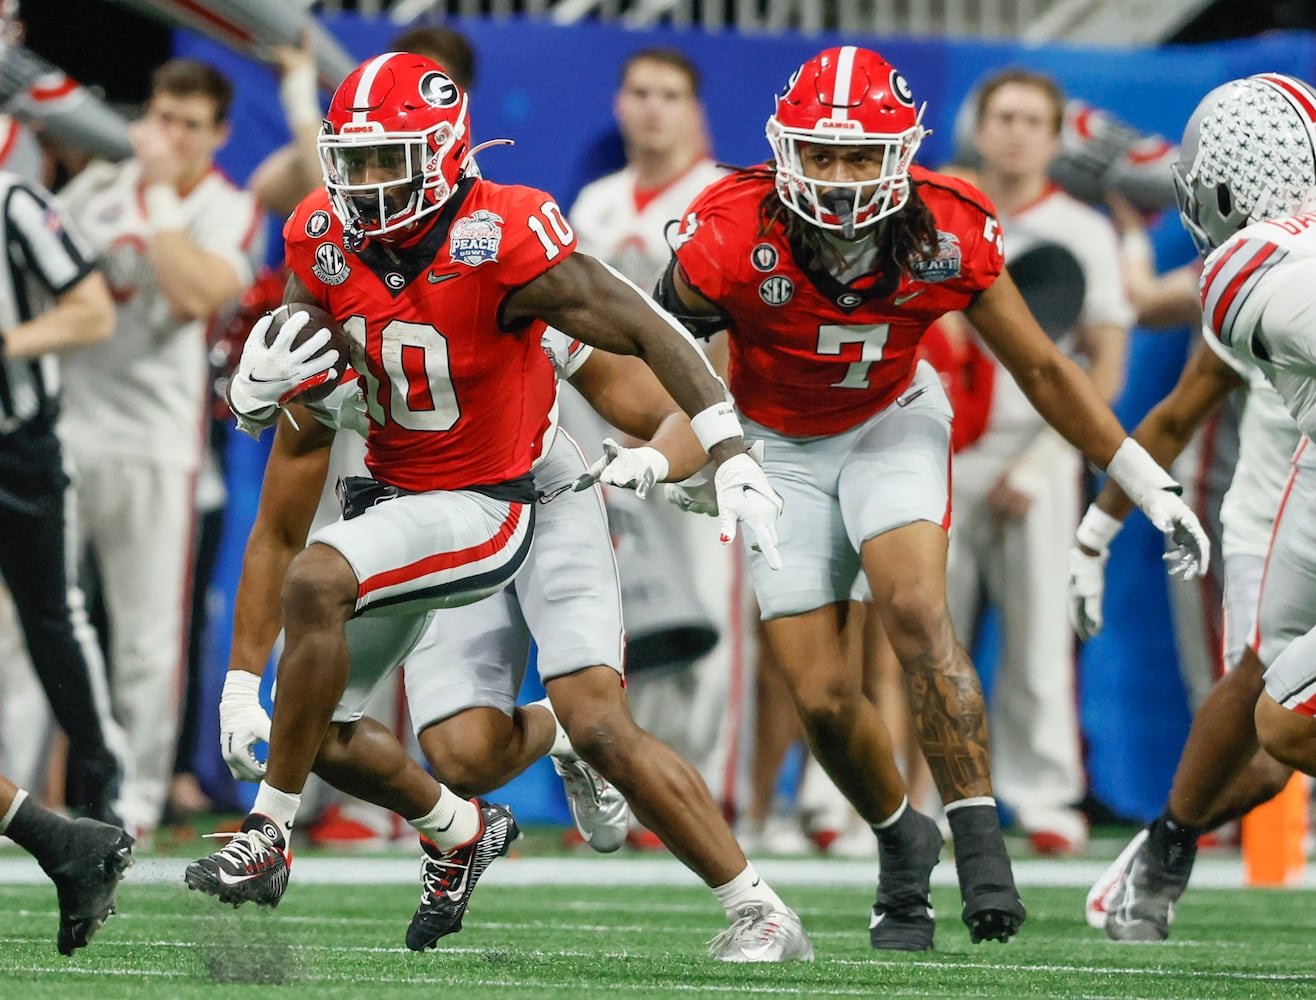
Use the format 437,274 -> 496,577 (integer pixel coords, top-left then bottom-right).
441,869 -> 470,898
894,289 -> 924,305
218,869 -> 263,886
428,271 -> 459,284
739,941 -> 776,961
433,815 -> 455,833
896,386 -> 929,407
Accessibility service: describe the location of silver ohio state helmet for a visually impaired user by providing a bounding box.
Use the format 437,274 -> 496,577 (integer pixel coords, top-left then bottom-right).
1174,73 -> 1316,254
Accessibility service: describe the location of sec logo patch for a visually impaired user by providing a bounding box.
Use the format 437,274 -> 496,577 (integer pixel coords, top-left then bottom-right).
759,275 -> 794,306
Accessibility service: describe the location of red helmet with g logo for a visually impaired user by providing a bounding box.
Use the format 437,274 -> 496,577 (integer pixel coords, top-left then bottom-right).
319,52 -> 470,242
766,46 -> 927,235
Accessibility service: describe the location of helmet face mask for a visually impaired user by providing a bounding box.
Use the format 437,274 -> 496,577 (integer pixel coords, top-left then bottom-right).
766,46 -> 927,237
1174,74 -> 1316,255
319,53 -> 469,242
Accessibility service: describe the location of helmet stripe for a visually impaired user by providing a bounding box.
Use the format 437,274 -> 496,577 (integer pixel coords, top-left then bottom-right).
351,52 -> 397,124
830,46 -> 857,121
1257,73 -> 1316,125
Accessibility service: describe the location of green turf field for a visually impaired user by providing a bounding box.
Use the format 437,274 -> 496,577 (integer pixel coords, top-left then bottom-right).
5,863 -> 1316,999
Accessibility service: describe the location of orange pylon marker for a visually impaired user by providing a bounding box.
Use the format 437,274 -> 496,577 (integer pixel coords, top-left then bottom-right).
1241,772 -> 1308,886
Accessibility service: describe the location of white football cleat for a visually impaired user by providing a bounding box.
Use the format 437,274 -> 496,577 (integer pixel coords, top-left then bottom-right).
708,904 -> 814,962
552,752 -> 629,853
1085,826 -> 1148,929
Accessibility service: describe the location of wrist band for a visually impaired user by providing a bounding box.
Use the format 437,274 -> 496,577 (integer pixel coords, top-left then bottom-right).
1120,230 -> 1154,267
223,670 -> 263,695
690,401 -> 744,452
279,61 -> 321,129
1106,437 -> 1178,505
144,183 -> 184,232
1076,504 -> 1124,553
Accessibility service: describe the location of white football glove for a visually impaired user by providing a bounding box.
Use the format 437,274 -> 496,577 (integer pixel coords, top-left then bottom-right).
1106,439 -> 1210,580
663,440 -> 764,517
1141,489 -> 1210,580
572,438 -> 670,500
227,310 -> 340,419
1067,545 -> 1109,641
219,670 -> 271,782
665,476 -> 718,516
714,450 -> 785,570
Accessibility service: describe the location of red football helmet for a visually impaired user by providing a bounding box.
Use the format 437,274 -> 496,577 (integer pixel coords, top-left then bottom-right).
766,46 -> 927,235
319,52 -> 470,241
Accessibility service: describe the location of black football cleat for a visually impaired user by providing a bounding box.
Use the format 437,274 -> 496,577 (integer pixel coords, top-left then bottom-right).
185,813 -> 291,909
406,800 -> 518,951
44,817 -> 135,956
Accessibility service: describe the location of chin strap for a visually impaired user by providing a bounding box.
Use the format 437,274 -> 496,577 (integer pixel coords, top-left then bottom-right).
820,190 -> 857,239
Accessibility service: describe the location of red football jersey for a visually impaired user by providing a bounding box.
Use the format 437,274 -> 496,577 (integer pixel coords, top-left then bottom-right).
285,179 -> 570,492
674,165 -> 1004,436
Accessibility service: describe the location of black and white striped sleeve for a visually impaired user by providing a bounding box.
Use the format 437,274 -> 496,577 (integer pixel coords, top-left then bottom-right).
3,179 -> 97,296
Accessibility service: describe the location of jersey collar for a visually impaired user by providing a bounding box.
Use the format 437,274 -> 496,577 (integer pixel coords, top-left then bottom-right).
355,176 -> 478,298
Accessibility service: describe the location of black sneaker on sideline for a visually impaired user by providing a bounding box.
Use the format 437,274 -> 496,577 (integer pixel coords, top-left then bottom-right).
870,809 -> 943,951
406,800 -> 519,951
185,813 -> 291,909
44,817 -> 135,956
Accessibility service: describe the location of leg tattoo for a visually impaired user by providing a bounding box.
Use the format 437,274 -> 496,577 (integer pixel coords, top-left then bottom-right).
903,621 -> 992,801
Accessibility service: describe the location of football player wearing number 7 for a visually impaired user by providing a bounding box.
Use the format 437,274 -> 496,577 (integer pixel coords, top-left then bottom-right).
642,45 -> 1209,951
185,52 -> 783,911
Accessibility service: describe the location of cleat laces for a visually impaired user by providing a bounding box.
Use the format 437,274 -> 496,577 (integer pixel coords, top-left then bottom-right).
202,829 -> 283,874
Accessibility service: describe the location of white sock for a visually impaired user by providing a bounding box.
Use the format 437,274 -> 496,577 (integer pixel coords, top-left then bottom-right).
712,863 -> 786,921
0,788 -> 27,834
872,796 -> 909,831
408,786 -> 480,851
945,796 -> 997,813
252,783 -> 301,839
529,696 -> 574,759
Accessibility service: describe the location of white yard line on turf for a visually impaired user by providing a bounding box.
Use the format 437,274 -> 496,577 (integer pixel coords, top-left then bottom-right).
2,854 -> 1313,889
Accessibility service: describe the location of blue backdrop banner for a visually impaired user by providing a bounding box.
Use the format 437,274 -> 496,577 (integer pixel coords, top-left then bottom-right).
175,20 -> 1316,824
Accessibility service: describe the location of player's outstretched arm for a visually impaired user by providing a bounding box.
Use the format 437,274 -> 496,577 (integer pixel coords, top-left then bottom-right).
1067,340 -> 1241,640
967,268 -> 1210,578
568,349 -> 710,495
509,252 -> 784,567
508,252 -> 731,425
1090,339 -> 1244,526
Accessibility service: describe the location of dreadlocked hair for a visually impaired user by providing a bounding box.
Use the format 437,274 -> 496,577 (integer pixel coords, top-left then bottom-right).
740,164 -> 940,277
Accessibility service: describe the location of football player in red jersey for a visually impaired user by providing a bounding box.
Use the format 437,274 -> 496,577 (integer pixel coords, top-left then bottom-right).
635,45 -> 1211,951
186,53 -> 784,921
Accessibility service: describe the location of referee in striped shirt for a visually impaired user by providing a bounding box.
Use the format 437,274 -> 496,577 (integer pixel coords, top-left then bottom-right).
0,169 -> 124,824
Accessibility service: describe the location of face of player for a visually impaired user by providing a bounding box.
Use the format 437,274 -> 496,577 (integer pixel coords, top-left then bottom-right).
974,82 -> 1060,184
335,143 -> 417,228
797,142 -> 887,206
614,60 -> 704,161
143,91 -> 229,186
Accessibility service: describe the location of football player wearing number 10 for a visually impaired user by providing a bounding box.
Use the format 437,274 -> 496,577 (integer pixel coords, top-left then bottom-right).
648,45 -> 1211,950
186,52 -> 785,918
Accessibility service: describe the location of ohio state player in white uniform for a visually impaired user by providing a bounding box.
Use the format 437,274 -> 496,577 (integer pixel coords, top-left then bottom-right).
55,60 -> 260,836
1072,72 -> 1316,944
947,71 -> 1134,856
567,48 -> 743,811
